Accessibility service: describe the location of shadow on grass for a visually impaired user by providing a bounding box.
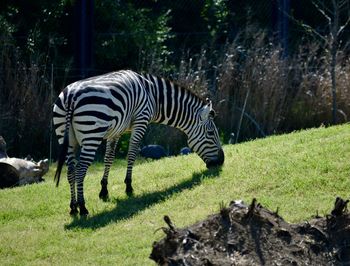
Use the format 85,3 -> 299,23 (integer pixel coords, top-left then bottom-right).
65,167 -> 221,230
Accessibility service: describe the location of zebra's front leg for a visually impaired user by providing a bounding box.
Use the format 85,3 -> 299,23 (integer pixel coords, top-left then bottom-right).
125,168 -> 134,196
99,139 -> 119,201
125,120 -> 148,196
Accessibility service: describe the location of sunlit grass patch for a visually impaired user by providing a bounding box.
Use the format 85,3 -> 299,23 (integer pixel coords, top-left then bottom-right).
0,124 -> 349,265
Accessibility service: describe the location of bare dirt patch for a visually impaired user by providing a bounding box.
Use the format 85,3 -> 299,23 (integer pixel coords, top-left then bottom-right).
150,198 -> 350,265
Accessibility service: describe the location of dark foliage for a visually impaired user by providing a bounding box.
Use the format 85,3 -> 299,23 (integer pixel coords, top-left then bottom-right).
0,0 -> 350,158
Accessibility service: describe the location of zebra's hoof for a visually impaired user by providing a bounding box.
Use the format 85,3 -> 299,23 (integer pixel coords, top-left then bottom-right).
126,186 -> 134,197
70,208 -> 79,216
70,202 -> 78,216
79,204 -> 89,216
99,189 -> 109,201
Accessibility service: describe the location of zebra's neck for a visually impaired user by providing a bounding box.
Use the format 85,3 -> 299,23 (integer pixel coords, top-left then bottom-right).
142,74 -> 203,134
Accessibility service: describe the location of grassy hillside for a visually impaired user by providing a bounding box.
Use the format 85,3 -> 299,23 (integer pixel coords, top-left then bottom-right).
0,124 -> 349,265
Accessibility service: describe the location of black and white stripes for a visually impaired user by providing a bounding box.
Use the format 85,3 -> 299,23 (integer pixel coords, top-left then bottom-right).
53,70 -> 224,215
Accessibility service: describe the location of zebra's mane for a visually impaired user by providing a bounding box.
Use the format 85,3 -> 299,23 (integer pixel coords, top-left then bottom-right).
138,71 -> 208,105
70,70 -> 209,107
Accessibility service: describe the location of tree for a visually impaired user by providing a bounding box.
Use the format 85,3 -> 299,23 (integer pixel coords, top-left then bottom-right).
291,0 -> 350,124
94,0 -> 172,73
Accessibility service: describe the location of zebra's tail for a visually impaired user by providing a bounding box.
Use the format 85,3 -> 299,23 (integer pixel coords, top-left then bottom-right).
54,109 -> 72,187
54,131 -> 68,187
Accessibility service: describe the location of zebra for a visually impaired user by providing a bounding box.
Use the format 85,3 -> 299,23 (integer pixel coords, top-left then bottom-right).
53,70 -> 224,215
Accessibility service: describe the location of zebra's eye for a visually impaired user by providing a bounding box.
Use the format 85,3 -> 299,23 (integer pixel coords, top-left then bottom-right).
207,129 -> 214,136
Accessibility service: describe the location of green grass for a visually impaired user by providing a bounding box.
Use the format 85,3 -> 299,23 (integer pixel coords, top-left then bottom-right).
1,124 -> 350,265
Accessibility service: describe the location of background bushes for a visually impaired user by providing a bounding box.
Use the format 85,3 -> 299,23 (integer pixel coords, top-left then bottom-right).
0,0 -> 350,159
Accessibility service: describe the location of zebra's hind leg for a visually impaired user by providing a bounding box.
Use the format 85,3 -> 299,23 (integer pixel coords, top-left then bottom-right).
67,140 -> 78,215
125,120 -> 149,196
75,160 -> 91,216
68,164 -> 78,215
99,139 -> 119,201
70,201 -> 78,215
76,143 -> 101,216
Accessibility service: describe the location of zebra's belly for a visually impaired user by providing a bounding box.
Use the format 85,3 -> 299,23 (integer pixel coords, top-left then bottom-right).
72,106 -> 134,143
104,116 -> 133,140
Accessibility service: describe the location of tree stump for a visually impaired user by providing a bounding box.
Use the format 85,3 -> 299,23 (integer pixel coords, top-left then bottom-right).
0,162 -> 20,188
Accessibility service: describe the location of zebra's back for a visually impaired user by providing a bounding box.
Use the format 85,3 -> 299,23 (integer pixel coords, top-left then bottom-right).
53,70 -> 153,145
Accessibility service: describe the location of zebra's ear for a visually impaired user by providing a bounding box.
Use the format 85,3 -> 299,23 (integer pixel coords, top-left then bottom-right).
206,98 -> 216,119
200,98 -> 213,121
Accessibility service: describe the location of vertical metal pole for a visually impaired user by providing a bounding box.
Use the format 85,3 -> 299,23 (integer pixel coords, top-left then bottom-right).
80,0 -> 87,78
49,64 -> 53,163
235,88 -> 250,143
283,0 -> 290,57
278,0 -> 290,58
75,0 -> 94,79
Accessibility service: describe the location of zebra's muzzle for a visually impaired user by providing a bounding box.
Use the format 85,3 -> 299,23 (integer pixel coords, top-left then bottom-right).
206,148 -> 224,168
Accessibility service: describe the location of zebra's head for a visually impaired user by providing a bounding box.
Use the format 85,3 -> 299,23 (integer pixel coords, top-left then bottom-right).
187,99 -> 224,168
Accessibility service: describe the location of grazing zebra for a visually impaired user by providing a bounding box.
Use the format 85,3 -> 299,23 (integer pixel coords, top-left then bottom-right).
53,70 -> 224,215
